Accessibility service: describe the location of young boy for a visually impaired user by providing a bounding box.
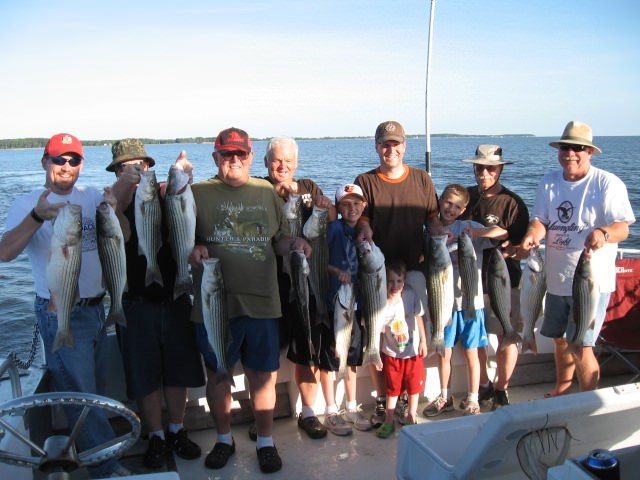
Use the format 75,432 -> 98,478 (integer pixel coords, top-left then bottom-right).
326,184 -> 371,432
423,184 -> 507,417
376,260 -> 427,438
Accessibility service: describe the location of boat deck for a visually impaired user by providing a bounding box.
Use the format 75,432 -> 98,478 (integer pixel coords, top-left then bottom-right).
33,374 -> 635,480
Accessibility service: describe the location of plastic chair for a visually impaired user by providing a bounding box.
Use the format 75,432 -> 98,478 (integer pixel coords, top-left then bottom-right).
597,257 -> 640,383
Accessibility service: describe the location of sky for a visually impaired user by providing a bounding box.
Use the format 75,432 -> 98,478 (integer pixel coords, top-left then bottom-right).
1,0 -> 638,140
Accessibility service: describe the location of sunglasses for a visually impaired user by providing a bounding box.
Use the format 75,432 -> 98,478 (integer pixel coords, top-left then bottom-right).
559,144 -> 588,152
48,155 -> 82,167
219,150 -> 249,160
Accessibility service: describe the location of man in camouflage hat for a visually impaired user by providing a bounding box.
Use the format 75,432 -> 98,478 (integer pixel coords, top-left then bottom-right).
109,138 -> 205,469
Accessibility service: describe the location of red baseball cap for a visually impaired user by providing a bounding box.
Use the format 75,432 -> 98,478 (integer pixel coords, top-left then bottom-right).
214,127 -> 252,153
44,133 -> 84,158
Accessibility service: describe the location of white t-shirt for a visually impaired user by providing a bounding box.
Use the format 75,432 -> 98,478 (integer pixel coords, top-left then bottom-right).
381,285 -> 424,359
531,166 -> 635,295
5,186 -> 105,298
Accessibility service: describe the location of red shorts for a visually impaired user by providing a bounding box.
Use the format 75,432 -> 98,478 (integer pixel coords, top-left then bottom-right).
382,353 -> 424,396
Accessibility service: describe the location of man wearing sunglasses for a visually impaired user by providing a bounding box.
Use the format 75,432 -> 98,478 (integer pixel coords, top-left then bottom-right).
519,121 -> 635,395
460,145 -> 529,412
189,127 -> 310,474
0,133 -> 131,478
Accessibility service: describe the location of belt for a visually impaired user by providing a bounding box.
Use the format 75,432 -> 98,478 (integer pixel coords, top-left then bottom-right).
123,293 -> 168,304
35,294 -> 105,307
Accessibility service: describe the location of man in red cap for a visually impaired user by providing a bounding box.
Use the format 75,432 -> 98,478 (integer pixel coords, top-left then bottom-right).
0,133 -> 131,477
189,127 -> 311,474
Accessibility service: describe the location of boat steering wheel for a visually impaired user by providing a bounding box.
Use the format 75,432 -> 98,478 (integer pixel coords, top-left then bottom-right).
0,392 -> 140,474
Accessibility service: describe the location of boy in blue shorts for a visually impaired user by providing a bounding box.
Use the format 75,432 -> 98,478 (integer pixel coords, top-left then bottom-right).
326,184 -> 371,432
423,184 -> 507,416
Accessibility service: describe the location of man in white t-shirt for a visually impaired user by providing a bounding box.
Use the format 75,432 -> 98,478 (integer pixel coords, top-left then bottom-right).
519,121 -> 635,395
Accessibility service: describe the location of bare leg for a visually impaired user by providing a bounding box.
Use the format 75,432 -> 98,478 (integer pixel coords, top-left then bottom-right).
368,363 -> 386,397
137,389 -> 163,433
463,347 -> 480,395
547,338 -> 575,397
245,367 -> 277,437
295,364 -> 320,409
574,346 -> 600,391
164,386 -> 188,425
205,368 -> 232,435
344,366 -> 357,404
495,341 -> 518,391
478,346 -> 491,385
439,347 -> 453,391
319,369 -> 336,408
385,395 -> 398,423
407,392 -> 419,424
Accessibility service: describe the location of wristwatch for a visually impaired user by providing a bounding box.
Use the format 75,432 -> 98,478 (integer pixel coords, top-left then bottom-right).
595,227 -> 609,242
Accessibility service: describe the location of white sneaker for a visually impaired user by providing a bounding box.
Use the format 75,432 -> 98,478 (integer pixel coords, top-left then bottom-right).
343,408 -> 373,431
324,412 -> 353,436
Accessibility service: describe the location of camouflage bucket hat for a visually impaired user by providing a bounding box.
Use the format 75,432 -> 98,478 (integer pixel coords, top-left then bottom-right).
106,138 -> 156,172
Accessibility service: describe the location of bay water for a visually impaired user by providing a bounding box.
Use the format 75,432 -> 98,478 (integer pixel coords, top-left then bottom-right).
1,136 -> 638,361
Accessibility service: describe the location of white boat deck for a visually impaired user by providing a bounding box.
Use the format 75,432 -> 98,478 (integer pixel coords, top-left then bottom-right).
30,374 -> 634,480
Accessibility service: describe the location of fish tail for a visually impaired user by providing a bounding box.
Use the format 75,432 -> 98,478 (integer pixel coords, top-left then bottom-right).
521,337 -> 538,355
107,308 -> 127,327
145,266 -> 164,287
499,331 -> 522,351
173,278 -> 194,301
52,330 -> 74,352
216,369 -> 236,387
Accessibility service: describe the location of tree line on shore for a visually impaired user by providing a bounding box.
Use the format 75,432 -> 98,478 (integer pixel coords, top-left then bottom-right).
0,134 -> 534,150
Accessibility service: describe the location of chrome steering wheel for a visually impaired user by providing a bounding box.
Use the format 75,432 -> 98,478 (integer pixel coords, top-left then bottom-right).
0,392 -> 140,473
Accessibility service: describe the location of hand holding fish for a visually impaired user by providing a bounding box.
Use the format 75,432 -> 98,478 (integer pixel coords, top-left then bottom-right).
274,181 -> 298,199
102,187 -> 117,211
174,150 -> 193,184
289,236 -> 312,258
189,245 -> 210,266
355,219 -> 373,243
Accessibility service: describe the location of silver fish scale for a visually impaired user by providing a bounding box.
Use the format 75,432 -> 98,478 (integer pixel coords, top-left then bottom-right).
165,182 -> 196,300
303,207 -> 330,326
290,250 -> 316,361
284,194 -> 303,238
47,203 -> 82,352
425,235 -> 454,358
519,249 -> 546,354
201,258 -> 234,386
457,232 -> 478,320
487,248 -> 521,349
570,251 -> 599,349
358,241 -> 386,370
135,171 -> 163,287
96,203 -> 127,327
334,283 -> 355,380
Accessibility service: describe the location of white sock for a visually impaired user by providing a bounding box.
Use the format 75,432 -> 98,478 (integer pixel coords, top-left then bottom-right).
468,393 -> 479,403
346,400 -> 357,412
441,389 -> 448,399
149,430 -> 165,440
217,432 -> 233,446
168,423 -> 183,434
256,435 -> 274,449
301,405 -> 315,419
325,404 -> 339,416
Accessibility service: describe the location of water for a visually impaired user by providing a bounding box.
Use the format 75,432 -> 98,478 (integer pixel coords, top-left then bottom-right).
1,136 -> 638,360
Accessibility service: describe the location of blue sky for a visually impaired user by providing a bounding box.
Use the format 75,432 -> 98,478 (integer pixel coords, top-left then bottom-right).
1,0 -> 638,139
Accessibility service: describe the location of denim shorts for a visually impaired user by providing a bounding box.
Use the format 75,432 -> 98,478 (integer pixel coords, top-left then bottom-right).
196,316 -> 280,373
540,292 -> 611,346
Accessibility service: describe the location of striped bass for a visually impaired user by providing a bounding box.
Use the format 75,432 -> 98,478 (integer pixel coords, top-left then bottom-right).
425,234 -> 454,358
569,249 -> 599,353
134,170 -> 163,287
519,248 -> 546,354
358,240 -> 386,370
457,231 -> 478,320
47,203 -> 82,351
201,258 -> 234,386
334,283 -> 356,381
303,205 -> 330,326
165,165 -> 196,300
290,249 -> 316,361
96,202 -> 127,327
283,193 -> 303,238
487,247 -> 521,350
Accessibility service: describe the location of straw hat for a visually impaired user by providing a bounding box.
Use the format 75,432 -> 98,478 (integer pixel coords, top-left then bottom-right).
549,121 -> 602,154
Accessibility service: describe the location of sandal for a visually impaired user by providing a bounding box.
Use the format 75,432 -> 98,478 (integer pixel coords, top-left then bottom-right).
376,421 -> 395,439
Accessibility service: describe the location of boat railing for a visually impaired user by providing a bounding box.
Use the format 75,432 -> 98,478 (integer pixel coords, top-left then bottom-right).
0,356 -> 23,400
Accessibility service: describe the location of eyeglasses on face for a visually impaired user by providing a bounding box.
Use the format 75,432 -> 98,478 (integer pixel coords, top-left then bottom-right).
48,155 -> 82,167
559,144 -> 588,152
473,164 -> 501,172
219,150 -> 249,161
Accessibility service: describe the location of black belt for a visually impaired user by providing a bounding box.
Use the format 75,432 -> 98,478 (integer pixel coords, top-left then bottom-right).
123,293 -> 170,304
36,294 -> 105,307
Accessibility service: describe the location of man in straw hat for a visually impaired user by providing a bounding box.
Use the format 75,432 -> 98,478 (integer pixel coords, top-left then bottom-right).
464,145 -> 529,411
519,121 -> 635,395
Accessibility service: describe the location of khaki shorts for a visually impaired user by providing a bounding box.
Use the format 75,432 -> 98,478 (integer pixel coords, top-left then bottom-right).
483,289 -> 523,335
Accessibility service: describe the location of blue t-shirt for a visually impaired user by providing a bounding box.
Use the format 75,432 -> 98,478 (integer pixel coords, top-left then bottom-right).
326,220 -> 359,311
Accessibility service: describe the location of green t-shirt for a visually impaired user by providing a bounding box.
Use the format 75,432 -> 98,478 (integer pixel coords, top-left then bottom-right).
191,177 -> 289,322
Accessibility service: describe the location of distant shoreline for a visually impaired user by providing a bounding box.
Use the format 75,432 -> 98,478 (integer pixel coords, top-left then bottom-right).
0,134 -> 537,150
